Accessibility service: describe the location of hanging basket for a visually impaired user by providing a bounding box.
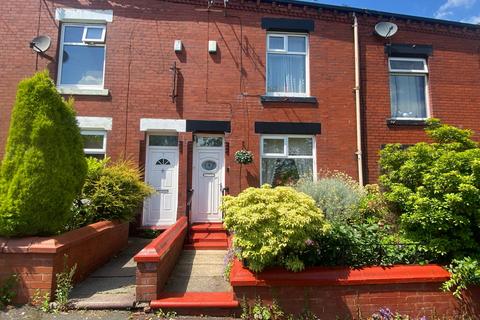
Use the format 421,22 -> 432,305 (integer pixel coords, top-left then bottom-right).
234,149 -> 253,165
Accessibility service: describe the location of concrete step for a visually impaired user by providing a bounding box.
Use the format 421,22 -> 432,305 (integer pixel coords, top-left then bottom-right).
176,250 -> 227,265
164,275 -> 231,292
169,263 -> 225,277
163,249 -> 231,293
176,250 -> 226,266
184,242 -> 228,250
180,249 -> 227,256
69,293 -> 135,309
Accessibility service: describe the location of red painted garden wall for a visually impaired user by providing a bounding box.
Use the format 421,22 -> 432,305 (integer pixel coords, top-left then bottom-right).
230,260 -> 480,318
0,221 -> 129,304
135,216 -> 187,302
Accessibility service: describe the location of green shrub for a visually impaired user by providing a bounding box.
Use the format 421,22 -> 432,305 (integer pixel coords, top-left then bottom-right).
222,185 -> 330,272
67,158 -> 153,229
442,257 -> 480,298
240,297 -> 284,320
0,71 -> 87,237
297,221 -> 430,268
358,184 -> 395,225
294,172 -> 366,223
0,274 -> 17,309
54,261 -> 76,311
379,119 -> 480,259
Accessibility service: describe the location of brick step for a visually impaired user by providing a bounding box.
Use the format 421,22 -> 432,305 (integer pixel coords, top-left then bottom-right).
190,223 -> 225,232
188,232 -> 228,243
184,241 -> 228,250
151,292 -> 239,314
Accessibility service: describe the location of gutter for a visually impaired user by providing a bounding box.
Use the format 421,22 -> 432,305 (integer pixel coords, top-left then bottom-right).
353,13 -> 364,186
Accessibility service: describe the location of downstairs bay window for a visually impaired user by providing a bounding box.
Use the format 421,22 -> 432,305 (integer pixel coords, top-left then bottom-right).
260,135 -> 315,186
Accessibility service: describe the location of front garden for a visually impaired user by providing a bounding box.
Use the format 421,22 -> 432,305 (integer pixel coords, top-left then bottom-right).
223,119 -> 480,318
0,72 -> 153,308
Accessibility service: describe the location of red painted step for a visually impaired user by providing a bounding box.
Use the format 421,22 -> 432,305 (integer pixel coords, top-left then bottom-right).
190,223 -> 225,232
187,223 -> 228,250
189,232 -> 228,242
151,292 -> 239,309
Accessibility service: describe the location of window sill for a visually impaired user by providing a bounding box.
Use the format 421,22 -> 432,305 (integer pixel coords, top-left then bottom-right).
386,118 -> 427,126
261,95 -> 318,104
57,87 -> 110,96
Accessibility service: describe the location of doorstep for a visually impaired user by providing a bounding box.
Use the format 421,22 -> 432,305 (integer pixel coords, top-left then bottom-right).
185,223 -> 228,250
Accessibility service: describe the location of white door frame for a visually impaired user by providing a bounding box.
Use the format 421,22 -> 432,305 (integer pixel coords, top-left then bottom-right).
191,134 -> 225,223
142,133 -> 179,227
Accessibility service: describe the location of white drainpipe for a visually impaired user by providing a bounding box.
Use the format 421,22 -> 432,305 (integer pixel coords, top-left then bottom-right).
353,13 -> 364,185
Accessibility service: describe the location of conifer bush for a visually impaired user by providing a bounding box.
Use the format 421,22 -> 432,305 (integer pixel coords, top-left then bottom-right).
222,185 -> 330,272
0,71 -> 87,237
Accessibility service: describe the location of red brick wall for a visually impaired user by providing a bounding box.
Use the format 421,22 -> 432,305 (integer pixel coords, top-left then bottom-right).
1,0 -> 479,195
0,0 -> 357,202
0,221 -> 128,303
135,216 -> 187,302
358,17 -> 480,183
230,260 -> 480,318
234,283 -> 480,319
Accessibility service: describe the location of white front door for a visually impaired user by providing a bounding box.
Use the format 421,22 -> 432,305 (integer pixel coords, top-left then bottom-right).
143,135 -> 179,226
192,135 -> 225,223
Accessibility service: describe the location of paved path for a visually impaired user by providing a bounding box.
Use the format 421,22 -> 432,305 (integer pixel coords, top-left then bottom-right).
0,306 -> 237,319
68,237 -> 151,309
163,250 -> 231,293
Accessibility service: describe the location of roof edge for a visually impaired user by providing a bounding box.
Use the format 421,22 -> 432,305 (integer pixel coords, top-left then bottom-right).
261,0 -> 480,29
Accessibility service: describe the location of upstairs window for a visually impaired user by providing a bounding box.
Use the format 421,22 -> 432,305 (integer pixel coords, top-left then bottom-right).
58,24 -> 106,89
266,33 -> 308,97
81,130 -> 106,159
389,57 -> 429,119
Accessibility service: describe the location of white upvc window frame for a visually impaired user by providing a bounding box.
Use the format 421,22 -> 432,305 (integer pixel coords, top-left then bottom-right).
260,134 -> 316,185
388,57 -> 430,120
81,130 -> 107,158
266,32 -> 310,97
82,25 -> 106,43
57,23 -> 107,91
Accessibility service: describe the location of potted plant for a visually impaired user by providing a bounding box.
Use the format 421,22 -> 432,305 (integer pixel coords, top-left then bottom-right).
234,149 -> 253,165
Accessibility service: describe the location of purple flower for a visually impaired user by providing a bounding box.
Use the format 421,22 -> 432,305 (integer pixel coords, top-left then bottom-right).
420,317 -> 427,320
305,239 -> 315,246
379,307 -> 394,320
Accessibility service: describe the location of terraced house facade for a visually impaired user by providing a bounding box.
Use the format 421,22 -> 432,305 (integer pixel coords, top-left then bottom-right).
1,0 -> 480,228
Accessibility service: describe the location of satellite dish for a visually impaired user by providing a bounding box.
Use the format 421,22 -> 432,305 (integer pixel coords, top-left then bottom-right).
30,35 -> 51,53
374,22 -> 398,38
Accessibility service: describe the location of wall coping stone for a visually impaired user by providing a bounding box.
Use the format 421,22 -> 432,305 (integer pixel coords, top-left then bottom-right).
230,259 -> 450,287
0,220 -> 124,254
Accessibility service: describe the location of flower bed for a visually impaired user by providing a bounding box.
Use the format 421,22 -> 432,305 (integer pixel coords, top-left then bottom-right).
230,259 -> 480,318
0,220 -> 128,304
